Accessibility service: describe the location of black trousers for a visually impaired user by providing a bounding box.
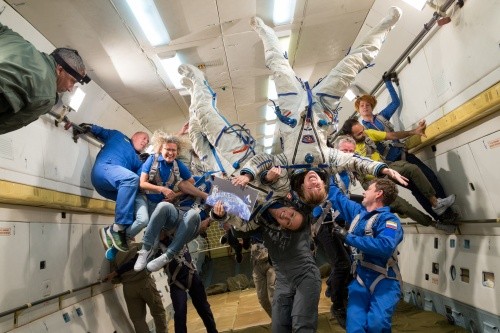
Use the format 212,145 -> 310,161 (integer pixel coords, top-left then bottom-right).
315,222 -> 352,309
170,273 -> 218,333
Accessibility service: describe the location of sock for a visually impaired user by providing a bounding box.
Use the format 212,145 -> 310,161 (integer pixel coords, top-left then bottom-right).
113,224 -> 125,232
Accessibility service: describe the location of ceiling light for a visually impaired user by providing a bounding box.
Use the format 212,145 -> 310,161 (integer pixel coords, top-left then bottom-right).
69,88 -> 85,112
268,77 -> 278,100
265,123 -> 276,136
273,0 -> 297,25
401,0 -> 427,10
126,0 -> 170,46
264,137 -> 274,147
160,54 -> 183,89
344,88 -> 357,102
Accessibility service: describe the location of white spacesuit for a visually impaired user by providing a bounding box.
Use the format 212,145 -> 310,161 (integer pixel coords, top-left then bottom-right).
250,7 -> 402,166
179,64 -> 258,176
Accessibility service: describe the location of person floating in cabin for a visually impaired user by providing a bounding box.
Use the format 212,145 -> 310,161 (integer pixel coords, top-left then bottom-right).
332,134 -> 437,226
157,229 -> 218,333
249,7 -> 402,181
218,223 -> 250,264
178,63 -> 258,177
79,124 -> 149,252
131,132 -> 211,272
103,242 -> 167,333
210,197 -> 321,332
354,79 -> 457,221
327,178 -> 403,332
0,23 -> 90,134
340,118 -> 457,222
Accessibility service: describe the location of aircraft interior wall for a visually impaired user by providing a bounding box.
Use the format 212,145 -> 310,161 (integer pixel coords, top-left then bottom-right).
0,0 -> 499,332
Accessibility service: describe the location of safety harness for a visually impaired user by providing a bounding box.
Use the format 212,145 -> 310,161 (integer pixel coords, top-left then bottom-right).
145,153 -> 181,193
348,213 -> 402,294
371,115 -> 408,161
165,246 -> 197,291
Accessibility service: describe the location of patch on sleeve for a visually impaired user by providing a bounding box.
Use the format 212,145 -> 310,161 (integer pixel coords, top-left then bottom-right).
386,221 -> 398,230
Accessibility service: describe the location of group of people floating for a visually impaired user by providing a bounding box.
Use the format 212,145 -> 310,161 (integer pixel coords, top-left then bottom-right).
1,7 -> 458,332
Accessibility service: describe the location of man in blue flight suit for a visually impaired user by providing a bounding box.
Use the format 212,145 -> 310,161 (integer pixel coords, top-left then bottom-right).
83,124 -> 149,252
328,178 -> 404,333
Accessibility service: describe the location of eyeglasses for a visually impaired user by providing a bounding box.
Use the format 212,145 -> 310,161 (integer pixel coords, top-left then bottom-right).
51,48 -> 91,84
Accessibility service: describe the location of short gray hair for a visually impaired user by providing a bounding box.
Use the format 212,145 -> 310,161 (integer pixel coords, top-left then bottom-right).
52,48 -> 85,74
333,135 -> 356,149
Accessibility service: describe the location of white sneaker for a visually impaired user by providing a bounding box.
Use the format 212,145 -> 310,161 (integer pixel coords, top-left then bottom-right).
134,248 -> 153,272
146,253 -> 171,272
432,194 -> 456,216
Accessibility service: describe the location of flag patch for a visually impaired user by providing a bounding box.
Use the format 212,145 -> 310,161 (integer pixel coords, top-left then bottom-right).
386,221 -> 398,229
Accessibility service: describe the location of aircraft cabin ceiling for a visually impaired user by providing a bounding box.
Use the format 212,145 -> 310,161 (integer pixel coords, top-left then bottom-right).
5,0 -> 432,143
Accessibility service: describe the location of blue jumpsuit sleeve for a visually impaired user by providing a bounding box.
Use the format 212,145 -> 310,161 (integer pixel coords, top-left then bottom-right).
90,125 -> 114,143
141,155 -> 154,175
379,80 -> 400,121
327,182 -> 363,225
345,215 -> 402,259
177,160 -> 192,180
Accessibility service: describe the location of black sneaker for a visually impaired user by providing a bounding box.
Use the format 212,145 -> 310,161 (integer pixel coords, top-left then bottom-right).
106,226 -> 129,252
242,237 -> 251,250
220,234 -> 228,245
235,251 -> 243,263
331,305 -> 347,329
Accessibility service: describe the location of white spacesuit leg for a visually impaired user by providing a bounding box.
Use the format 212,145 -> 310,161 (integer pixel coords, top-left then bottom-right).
312,6 -> 402,113
250,17 -> 306,122
179,64 -> 256,175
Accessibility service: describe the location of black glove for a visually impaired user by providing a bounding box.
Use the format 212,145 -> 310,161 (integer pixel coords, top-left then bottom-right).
382,71 -> 399,85
77,123 -> 93,134
332,225 -> 348,242
139,152 -> 150,162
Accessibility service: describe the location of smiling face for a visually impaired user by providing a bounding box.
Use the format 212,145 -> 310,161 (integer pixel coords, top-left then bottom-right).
362,183 -> 382,209
161,142 -> 178,163
269,206 -> 304,231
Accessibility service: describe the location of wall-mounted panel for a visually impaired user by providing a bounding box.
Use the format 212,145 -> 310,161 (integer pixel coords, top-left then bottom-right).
433,144 -> 496,220
0,222 -> 30,313
468,131 -> 500,218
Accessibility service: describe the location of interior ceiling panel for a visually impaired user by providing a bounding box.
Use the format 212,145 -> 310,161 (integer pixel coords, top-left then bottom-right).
5,0 -> 421,145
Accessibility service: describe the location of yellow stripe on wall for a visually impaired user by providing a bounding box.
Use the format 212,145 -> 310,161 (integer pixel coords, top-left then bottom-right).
0,180 -> 115,214
407,81 -> 500,149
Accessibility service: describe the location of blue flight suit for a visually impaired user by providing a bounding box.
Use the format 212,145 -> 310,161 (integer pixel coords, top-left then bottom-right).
90,125 -> 143,226
327,183 -> 403,333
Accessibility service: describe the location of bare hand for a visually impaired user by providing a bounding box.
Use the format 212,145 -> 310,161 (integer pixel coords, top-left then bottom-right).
232,174 -> 251,187
265,166 -> 282,182
160,187 -> 175,200
213,201 -> 226,216
199,218 -> 211,233
177,121 -> 189,135
414,119 -> 427,138
382,168 -> 408,186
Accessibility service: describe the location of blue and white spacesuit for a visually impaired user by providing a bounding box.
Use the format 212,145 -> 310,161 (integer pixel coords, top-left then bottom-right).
250,7 -> 402,166
327,182 -> 403,333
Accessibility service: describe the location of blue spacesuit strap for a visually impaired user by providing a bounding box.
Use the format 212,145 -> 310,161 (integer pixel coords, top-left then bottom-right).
209,144 -> 226,174
304,81 -> 314,120
204,80 -> 231,127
